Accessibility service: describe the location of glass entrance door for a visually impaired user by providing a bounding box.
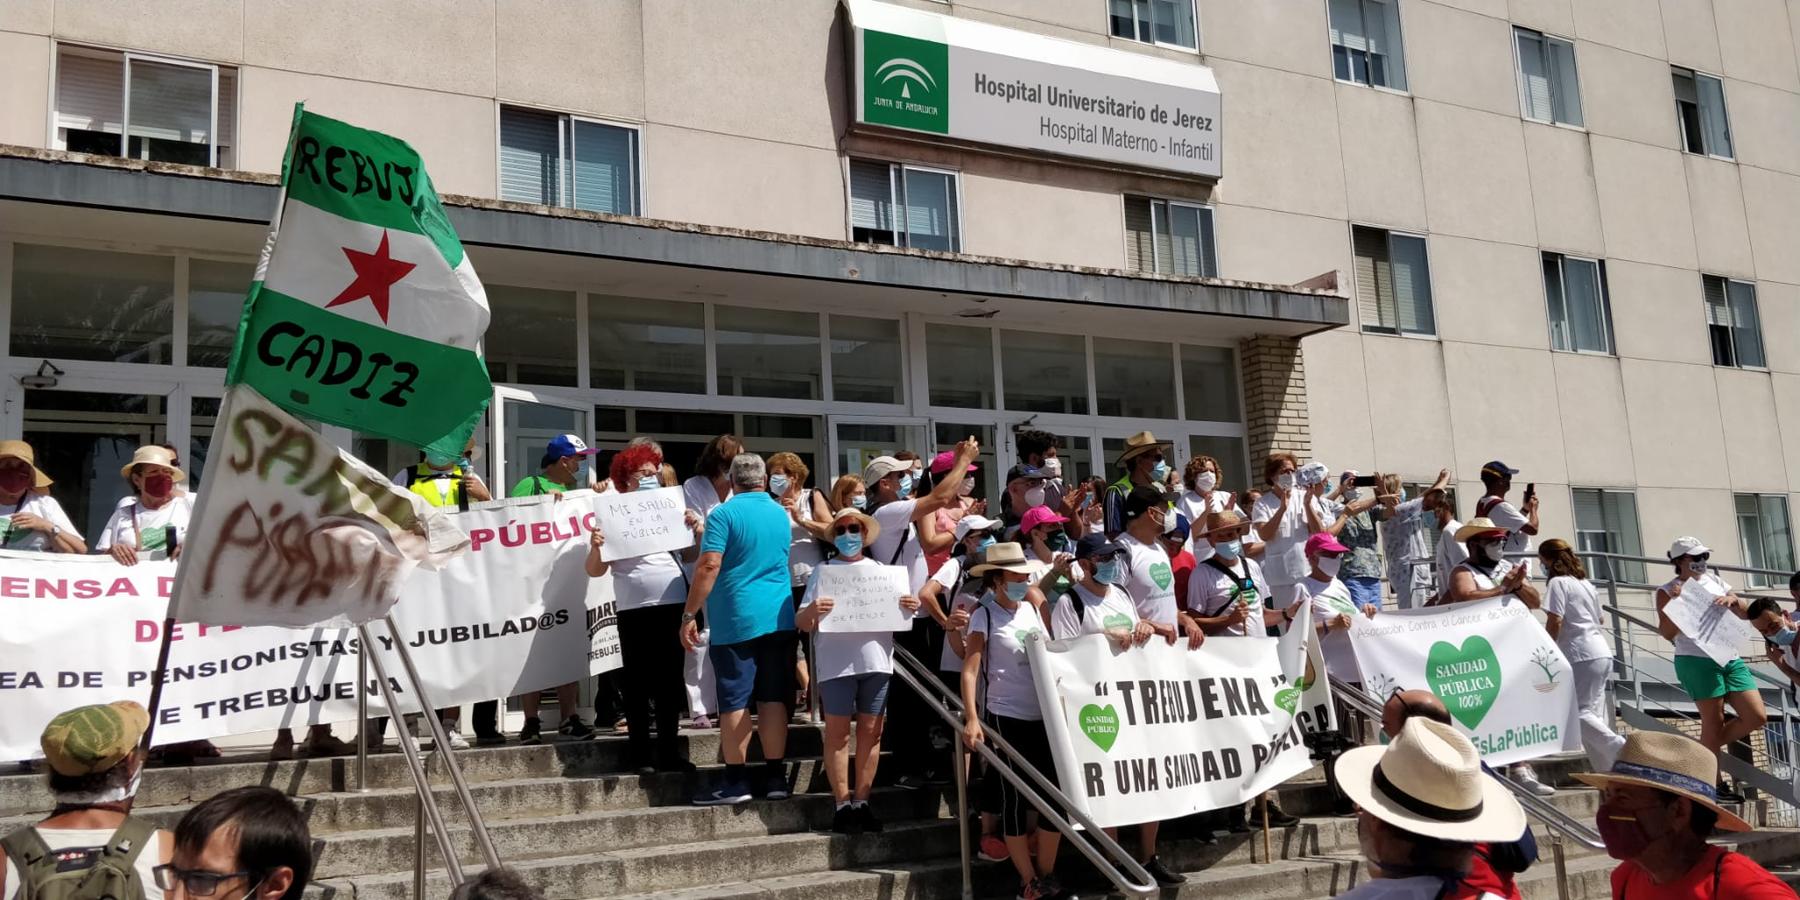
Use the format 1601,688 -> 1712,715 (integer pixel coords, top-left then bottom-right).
22,386 -> 173,543
826,416 -> 928,485
492,386 -> 595,494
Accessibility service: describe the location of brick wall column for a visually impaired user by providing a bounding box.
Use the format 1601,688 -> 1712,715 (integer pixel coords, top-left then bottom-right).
1239,335 -> 1311,469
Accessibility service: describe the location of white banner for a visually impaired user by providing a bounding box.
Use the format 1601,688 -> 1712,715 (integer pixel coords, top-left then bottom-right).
1028,632 -> 1312,829
0,495 -> 610,760
1666,577 -> 1757,667
1348,598 -> 1579,766
814,564 -> 912,634
594,486 -> 692,562
1276,605 -> 1337,734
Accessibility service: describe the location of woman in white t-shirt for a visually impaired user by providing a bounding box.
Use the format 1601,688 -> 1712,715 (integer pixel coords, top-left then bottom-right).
0,440 -> 83,554
95,446 -> 193,566
1535,539 -> 1626,773
1176,455 -> 1246,563
1251,452 -> 1321,606
1656,535 -> 1763,802
957,542 -> 1066,900
795,508 -> 919,835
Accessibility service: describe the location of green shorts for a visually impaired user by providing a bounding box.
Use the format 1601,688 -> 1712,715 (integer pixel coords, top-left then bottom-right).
1674,655 -> 1756,700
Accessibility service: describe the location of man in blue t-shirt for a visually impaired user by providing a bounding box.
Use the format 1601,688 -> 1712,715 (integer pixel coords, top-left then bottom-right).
680,451 -> 796,806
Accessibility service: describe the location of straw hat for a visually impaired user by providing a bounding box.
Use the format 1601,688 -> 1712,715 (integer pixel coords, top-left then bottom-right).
0,440 -> 52,489
1573,731 -> 1750,831
828,507 -> 880,545
1454,517 -> 1509,543
1202,509 -> 1249,536
119,445 -> 186,483
1336,717 -> 1528,843
968,541 -> 1037,576
1116,431 -> 1172,464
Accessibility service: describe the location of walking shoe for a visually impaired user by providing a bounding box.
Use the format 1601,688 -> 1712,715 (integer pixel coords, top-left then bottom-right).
830,804 -> 864,835
560,715 -> 595,739
442,727 -> 470,751
1249,802 -> 1300,828
303,734 -> 357,757
979,834 -> 1009,862
1510,764 -> 1556,797
1017,877 -> 1047,900
1717,781 -> 1746,804
896,773 -> 928,790
654,755 -> 698,774
1143,855 -> 1186,886
269,732 -> 296,760
518,717 -> 543,745
693,781 -> 753,806
1035,872 -> 1070,900
761,771 -> 792,800
689,715 -> 714,730
857,803 -> 884,833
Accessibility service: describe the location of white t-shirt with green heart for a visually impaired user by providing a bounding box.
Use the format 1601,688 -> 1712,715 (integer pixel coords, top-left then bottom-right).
1051,582 -> 1139,640
1119,532 -> 1177,627
969,595 -> 1046,721
1307,575 -> 1364,682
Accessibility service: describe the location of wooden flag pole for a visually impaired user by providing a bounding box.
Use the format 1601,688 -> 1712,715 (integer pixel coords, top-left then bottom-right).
1260,794 -> 1272,862
137,617 -> 178,751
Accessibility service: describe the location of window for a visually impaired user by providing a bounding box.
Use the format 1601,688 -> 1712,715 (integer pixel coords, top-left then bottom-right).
1094,337 -> 1177,419
1181,344 -> 1241,422
54,45 -> 237,167
188,259 -> 253,368
11,244 -> 174,364
1124,197 -> 1218,278
849,160 -> 961,252
1328,0 -> 1407,90
1572,488 -> 1646,585
485,286 -> 578,387
1543,253 -> 1614,354
714,306 -> 821,400
1108,0 -> 1198,49
1514,27 -> 1583,126
1672,68 -> 1733,159
498,105 -> 640,214
926,323 -> 994,409
1736,494 -> 1796,588
588,296 -> 705,394
829,315 -> 904,405
1001,330 -> 1088,414
1352,226 -> 1436,336
1702,275 -> 1765,369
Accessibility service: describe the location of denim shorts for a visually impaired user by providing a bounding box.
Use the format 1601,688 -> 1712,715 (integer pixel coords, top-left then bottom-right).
820,672 -> 891,717
709,630 -> 797,713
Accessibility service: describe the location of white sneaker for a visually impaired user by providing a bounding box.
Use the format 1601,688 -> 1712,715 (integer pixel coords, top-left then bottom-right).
443,728 -> 470,751
1511,765 -> 1556,797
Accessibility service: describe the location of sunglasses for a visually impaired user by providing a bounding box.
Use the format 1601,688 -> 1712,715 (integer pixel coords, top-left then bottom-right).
152,865 -> 256,897
834,524 -> 863,535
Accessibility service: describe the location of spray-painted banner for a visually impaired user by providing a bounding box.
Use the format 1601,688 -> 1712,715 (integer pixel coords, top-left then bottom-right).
0,493 -> 613,760
1027,625 -> 1314,829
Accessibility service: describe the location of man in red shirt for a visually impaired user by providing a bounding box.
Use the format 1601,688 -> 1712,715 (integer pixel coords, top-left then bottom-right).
1576,731 -> 1795,899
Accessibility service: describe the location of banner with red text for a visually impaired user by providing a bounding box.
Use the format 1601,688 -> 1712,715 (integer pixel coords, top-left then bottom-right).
0,494 -> 612,760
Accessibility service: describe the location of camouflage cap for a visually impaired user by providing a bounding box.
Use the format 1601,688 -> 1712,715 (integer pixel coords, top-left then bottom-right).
41,701 -> 149,777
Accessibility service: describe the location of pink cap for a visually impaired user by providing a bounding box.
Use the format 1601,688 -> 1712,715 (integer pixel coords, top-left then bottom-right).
929,450 -> 978,475
1020,506 -> 1069,533
1305,533 -> 1348,556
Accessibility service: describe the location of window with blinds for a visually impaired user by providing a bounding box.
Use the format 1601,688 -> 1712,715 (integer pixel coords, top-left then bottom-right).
1108,0 -> 1199,49
54,45 -> 236,168
1515,27 -> 1582,126
1736,493 -> 1796,587
497,105 -> 640,215
1329,0 -> 1407,90
1702,274 -> 1765,368
1351,225 -> 1435,335
1673,68 -> 1733,159
1123,196 -> 1218,278
848,160 -> 961,251
1543,252 -> 1613,354
1571,488 -> 1645,584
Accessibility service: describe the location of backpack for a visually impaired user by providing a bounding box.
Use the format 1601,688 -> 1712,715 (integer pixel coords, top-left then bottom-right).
1,818 -> 157,900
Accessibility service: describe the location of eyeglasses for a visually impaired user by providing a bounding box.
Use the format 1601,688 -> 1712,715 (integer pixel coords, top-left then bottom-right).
152,865 -> 256,896
1691,553 -> 1711,563
833,524 -> 863,535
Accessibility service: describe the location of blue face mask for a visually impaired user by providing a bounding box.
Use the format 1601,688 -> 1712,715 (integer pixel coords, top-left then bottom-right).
1093,559 -> 1121,585
637,475 -> 660,491
1215,538 -> 1243,559
1150,460 -> 1172,483
426,455 -> 457,469
898,474 -> 916,497
851,494 -> 868,510
769,474 -> 790,495
1774,626 -> 1798,647
834,532 -> 864,558
1003,581 -> 1029,601
976,535 -> 997,553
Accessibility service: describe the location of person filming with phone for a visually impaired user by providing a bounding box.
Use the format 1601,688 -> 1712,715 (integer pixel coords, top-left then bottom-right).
1475,460 -> 1538,576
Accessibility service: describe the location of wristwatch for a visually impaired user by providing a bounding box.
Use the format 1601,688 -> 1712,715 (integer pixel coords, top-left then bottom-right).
681,611 -> 698,625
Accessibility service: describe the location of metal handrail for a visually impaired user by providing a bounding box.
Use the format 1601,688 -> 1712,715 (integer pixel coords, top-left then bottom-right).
890,647 -> 1159,899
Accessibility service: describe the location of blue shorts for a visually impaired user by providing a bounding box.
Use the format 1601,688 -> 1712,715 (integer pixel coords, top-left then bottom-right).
1346,576 -> 1382,612
820,673 -> 891,717
710,630 -> 797,714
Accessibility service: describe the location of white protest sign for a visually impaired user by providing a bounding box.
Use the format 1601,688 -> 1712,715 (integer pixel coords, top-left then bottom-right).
0,494 -> 609,760
594,486 -> 692,562
1028,631 -> 1312,829
587,573 -> 623,676
1349,598 -> 1579,766
815,564 -> 913,633
1665,575 -> 1757,667
1276,604 -> 1336,733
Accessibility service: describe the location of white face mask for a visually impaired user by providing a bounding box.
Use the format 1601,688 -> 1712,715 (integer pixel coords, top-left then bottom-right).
1195,471 -> 1217,493
957,478 -> 975,497
1479,542 -> 1505,563
1276,472 -> 1296,491
1318,556 -> 1343,578
1041,456 -> 1062,479
1342,486 -> 1362,502
1023,485 -> 1046,508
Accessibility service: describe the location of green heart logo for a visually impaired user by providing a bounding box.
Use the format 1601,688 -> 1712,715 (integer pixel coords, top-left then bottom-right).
1274,687 -> 1299,715
1079,704 -> 1120,752
1426,637 -> 1502,730
1150,562 -> 1173,590
1102,613 -> 1133,630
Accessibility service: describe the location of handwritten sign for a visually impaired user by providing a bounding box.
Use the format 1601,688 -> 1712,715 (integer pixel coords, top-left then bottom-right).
815,564 -> 913,634
595,486 -> 692,562
1666,576 -> 1757,667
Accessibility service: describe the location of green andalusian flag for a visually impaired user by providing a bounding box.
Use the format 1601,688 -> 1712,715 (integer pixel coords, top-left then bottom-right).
230,105 -> 491,459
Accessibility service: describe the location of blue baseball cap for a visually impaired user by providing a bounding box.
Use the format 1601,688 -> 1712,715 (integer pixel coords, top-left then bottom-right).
540,434 -> 598,468
1481,460 -> 1520,479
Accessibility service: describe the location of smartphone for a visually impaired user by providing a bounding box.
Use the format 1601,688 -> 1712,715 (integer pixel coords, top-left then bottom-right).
1523,482 -> 1536,504
1352,475 -> 1379,488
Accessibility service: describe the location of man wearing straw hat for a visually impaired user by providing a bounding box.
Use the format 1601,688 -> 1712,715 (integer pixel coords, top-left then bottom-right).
1576,730 -> 1794,898
1332,717 -> 1528,899
1102,431 -> 1172,539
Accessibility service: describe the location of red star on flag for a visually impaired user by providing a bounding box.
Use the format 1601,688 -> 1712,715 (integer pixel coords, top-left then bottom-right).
325,231 -> 415,324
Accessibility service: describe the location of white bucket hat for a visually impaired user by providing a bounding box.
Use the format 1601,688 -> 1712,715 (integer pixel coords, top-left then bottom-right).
1335,717 -> 1528,843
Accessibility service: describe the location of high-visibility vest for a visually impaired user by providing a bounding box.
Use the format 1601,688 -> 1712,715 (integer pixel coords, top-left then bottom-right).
408,463 -> 466,510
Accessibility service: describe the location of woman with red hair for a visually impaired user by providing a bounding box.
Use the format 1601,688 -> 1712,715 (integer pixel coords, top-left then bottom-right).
588,438 -> 704,773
